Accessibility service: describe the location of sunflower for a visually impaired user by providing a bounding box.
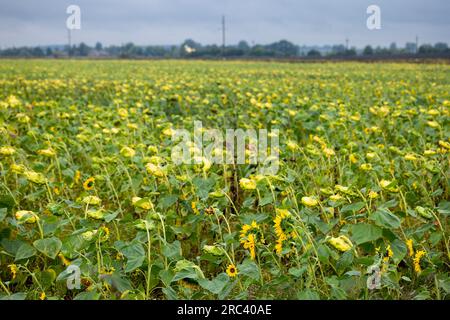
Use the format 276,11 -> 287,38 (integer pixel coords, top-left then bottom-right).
74,170 -> 81,184
83,177 -> 95,190
413,250 -> 426,274
226,264 -> 238,278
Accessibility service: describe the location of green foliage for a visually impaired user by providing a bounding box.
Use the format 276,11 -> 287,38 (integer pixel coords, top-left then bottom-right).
0,60 -> 448,300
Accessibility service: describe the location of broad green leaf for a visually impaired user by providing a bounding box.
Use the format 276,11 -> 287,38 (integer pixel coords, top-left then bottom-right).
341,202 -> 365,214
15,242 -> 37,261
158,195 -> 178,209
297,289 -> 320,300
198,273 -> 229,294
0,208 -> 7,222
336,250 -> 353,275
0,292 -> 27,300
33,237 -> 62,259
289,266 -> 307,278
162,240 -> 182,261
238,259 -> 260,281
370,208 -> 401,229
172,259 -> 204,281
390,239 -> 407,264
74,291 -> 100,300
159,269 -> 174,287
351,223 -> 382,245
109,272 -> 133,293
120,241 -> 145,273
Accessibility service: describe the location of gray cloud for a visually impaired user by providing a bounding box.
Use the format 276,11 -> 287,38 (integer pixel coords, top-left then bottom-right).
0,0 -> 449,48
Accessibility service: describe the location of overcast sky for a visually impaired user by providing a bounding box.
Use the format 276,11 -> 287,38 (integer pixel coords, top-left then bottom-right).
0,0 -> 449,48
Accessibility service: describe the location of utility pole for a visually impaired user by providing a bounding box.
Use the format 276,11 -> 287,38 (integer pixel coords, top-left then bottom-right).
415,35 -> 419,54
222,15 -> 226,58
67,28 -> 72,57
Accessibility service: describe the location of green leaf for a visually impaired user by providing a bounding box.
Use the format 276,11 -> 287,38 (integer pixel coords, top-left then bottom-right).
159,269 -> 174,287
162,240 -> 182,261
0,195 -> 15,212
1,239 -> 25,255
74,291 -> 100,300
341,202 -> 365,214
162,287 -> 178,300
370,208 -> 401,229
390,239 -> 407,264
0,292 -> 27,300
0,208 -> 7,222
120,241 -> 145,273
297,289 -> 320,300
289,266 -> 307,278
336,251 -> 353,275
198,273 -> 229,295
108,272 -> 133,293
438,201 -> 450,216
33,237 -> 62,259
259,195 -> 273,207
351,223 -> 382,245
15,242 -> 37,261
104,210 -> 120,223
172,269 -> 200,282
438,277 -> 450,294
37,269 -> 57,287
193,177 -> 216,199
238,259 -> 260,281
317,244 -> 330,264
172,259 -> 204,282
158,195 -> 178,209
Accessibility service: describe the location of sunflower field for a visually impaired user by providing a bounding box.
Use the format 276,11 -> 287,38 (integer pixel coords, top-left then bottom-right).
0,59 -> 449,300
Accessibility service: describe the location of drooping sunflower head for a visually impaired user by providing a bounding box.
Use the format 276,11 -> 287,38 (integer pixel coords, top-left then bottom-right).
83,177 -> 95,190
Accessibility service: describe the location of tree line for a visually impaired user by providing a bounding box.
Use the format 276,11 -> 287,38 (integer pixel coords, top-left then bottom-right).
1,39 -> 449,59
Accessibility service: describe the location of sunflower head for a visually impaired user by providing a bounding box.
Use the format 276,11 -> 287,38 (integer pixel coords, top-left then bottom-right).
226,264 -> 238,278
83,177 -> 95,190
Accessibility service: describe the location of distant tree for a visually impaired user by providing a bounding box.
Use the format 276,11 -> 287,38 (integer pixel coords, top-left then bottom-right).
331,44 -> 346,55
45,47 -> 53,56
120,42 -> 140,57
31,47 -> 45,57
249,45 -> 267,57
344,48 -> 357,56
389,42 -> 397,53
307,49 -> 321,57
434,42 -> 448,52
78,42 -> 90,56
363,45 -> 374,55
267,40 -> 298,57
405,42 -> 417,54
95,42 -> 103,51
374,46 -> 391,56
237,40 -> 250,51
418,44 -> 435,54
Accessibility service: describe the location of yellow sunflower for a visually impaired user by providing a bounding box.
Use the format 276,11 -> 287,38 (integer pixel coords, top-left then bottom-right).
83,177 -> 95,190
226,264 -> 238,278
